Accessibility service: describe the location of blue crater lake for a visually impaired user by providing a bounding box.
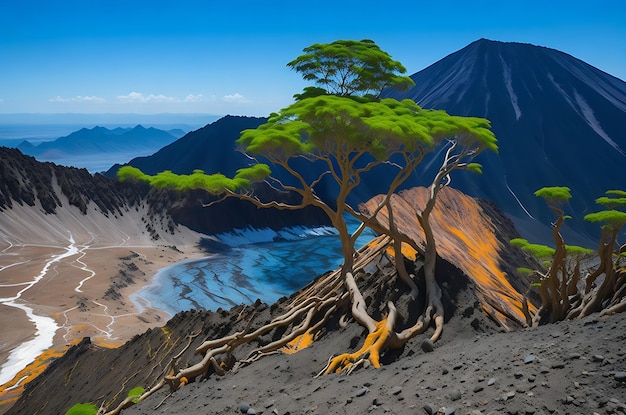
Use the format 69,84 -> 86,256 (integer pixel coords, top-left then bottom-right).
131,223 -> 376,316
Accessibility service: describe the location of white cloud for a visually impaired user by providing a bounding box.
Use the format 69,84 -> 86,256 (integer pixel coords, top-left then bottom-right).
116,92 -> 204,104
49,95 -> 105,103
117,92 -> 175,103
223,93 -> 251,103
183,94 -> 203,102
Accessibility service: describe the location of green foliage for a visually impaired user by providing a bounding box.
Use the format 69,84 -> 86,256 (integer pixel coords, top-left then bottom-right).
234,164 -> 271,182
239,96 -> 497,165
287,39 -> 415,98
534,187 -> 571,205
516,267 -> 533,276
584,210 -> 626,229
117,165 -> 148,182
65,403 -> 98,415
606,190 -> 626,197
293,86 -> 328,101
465,163 -> 483,174
510,238 -> 556,259
240,97 -> 429,161
127,386 -> 145,403
565,245 -> 594,256
595,196 -> 626,208
583,189 -> 626,231
116,164 -> 267,195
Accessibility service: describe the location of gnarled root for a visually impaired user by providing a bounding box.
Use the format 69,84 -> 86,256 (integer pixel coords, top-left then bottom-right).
320,302 -> 397,375
319,249 -> 448,375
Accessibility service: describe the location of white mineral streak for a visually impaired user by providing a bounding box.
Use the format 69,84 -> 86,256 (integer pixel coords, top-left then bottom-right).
505,180 -> 535,220
499,55 -> 522,121
574,91 -> 626,157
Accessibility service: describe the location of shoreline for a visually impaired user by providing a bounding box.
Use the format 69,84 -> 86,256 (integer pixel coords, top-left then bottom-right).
0,241 -> 207,403
128,254 -> 218,317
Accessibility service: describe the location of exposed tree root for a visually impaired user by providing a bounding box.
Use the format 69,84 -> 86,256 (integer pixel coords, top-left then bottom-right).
319,259 -> 444,375
96,227 -> 483,414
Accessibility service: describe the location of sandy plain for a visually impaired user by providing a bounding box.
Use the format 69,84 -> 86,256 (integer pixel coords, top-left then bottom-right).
0,197 -> 207,399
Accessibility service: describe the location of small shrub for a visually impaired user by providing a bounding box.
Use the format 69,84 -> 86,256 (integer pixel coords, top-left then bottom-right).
127,386 -> 145,403
65,402 -> 98,415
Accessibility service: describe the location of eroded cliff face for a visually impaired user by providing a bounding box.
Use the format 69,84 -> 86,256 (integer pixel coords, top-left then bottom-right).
0,147 -> 329,239
361,186 -> 536,330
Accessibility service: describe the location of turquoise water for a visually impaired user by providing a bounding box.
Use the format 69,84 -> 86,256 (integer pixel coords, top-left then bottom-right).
131,224 -> 376,316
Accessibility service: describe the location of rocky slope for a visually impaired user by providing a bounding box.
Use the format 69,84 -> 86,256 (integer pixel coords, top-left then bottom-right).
0,147 -> 329,236
3,184 -> 549,415
128,311 -> 626,415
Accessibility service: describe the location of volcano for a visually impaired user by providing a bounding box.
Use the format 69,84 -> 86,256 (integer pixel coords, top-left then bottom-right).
382,38 -> 626,245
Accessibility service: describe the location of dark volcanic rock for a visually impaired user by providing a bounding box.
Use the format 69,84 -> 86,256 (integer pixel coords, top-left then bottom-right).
0,146 -> 329,235
383,38 -> 626,245
0,147 -> 138,215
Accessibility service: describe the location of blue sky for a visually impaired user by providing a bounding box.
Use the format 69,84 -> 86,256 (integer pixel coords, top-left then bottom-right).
1,0 -> 625,117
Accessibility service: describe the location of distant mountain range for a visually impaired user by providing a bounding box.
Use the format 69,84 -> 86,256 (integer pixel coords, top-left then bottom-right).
106,40 -> 626,245
106,116 -> 267,176
18,125 -> 184,158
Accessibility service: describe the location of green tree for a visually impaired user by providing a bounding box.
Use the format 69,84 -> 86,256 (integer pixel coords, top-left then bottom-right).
574,191 -> 626,316
117,39 -> 496,391
286,39 -> 414,98
512,188 -> 626,324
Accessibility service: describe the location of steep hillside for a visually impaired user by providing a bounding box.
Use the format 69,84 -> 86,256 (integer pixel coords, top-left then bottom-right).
105,116 -> 267,177
361,187 -> 537,330
4,186 -> 537,415
382,38 -> 626,245
0,148 -> 330,409
0,147 -> 328,236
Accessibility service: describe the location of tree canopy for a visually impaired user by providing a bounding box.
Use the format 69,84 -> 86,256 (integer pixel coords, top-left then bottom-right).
534,186 -> 572,206
585,190 -> 626,230
286,39 -> 415,98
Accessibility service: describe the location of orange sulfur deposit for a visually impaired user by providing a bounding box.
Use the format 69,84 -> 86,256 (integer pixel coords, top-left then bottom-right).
0,338 -> 118,409
0,342 -> 80,408
281,328 -> 319,354
363,186 -> 535,329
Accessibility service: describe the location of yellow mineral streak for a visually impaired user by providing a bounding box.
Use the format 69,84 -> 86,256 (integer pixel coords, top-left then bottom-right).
0,340 -> 78,405
281,328 -> 318,354
0,337 -> 119,406
386,243 -> 418,261
364,187 -> 535,327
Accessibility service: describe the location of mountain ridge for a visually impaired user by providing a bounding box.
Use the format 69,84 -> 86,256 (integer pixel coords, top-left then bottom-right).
105,115 -> 268,176
382,38 -> 626,245
0,147 -> 329,235
17,124 -> 183,157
